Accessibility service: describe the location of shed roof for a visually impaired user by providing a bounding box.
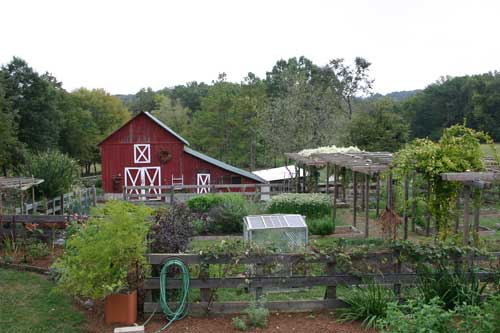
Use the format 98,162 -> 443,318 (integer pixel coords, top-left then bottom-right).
252,165 -> 305,182
184,146 -> 267,183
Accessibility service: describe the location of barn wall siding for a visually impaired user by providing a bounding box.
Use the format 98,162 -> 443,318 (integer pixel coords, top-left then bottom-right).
101,113 -> 259,194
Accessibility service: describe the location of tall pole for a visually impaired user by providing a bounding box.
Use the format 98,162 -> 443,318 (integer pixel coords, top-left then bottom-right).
411,174 -> 417,232
353,170 -> 357,227
376,173 -> 380,218
364,173 -> 369,238
403,175 -> 409,240
332,165 -> 338,225
325,163 -> 330,195
426,181 -> 431,237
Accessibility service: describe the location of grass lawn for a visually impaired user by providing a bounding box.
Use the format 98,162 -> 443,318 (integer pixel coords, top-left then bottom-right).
0,268 -> 85,333
480,143 -> 500,156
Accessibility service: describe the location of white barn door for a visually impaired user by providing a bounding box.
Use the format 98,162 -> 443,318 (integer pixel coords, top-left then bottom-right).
125,166 -> 161,200
197,173 -> 211,194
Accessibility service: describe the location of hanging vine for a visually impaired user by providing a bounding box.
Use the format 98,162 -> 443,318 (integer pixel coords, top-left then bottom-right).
392,124 -> 494,239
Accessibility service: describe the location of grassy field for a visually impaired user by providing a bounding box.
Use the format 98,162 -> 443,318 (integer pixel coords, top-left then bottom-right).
0,269 -> 84,333
480,143 -> 500,156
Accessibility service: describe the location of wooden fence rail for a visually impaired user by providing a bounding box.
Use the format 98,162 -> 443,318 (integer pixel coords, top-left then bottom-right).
123,183 -> 287,202
14,187 -> 97,215
142,251 -> 500,314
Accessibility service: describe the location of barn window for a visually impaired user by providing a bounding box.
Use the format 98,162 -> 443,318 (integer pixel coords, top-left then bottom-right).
134,144 -> 151,163
231,176 -> 242,184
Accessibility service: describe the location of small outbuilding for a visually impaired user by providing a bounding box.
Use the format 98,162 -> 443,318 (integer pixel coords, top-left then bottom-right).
99,112 -> 266,199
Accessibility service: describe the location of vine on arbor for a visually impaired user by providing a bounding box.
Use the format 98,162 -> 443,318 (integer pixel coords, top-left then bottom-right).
392,124 -> 494,239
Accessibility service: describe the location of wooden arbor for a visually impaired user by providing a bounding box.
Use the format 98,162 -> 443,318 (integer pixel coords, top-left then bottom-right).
285,151 -> 394,238
0,177 -> 44,214
442,172 -> 500,245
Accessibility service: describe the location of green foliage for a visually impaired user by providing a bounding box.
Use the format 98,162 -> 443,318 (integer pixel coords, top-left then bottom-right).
151,94 -> 191,138
307,216 -> 335,235
232,316 -> 248,331
456,297 -> 500,333
393,124 -> 492,237
54,201 -> 151,299
26,241 -> 50,259
347,98 -> 409,152
337,282 -> 395,328
20,150 -> 79,198
243,298 -> 269,328
187,193 -> 245,213
267,193 -> 332,218
377,297 -> 454,333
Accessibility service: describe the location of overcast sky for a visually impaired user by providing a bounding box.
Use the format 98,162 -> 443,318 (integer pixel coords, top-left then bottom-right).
1,0 -> 499,95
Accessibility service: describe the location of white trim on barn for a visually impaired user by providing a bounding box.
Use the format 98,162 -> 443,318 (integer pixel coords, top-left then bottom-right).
134,144 -> 151,163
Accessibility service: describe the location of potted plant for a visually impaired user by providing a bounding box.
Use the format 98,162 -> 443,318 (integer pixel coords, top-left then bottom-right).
53,201 -> 151,325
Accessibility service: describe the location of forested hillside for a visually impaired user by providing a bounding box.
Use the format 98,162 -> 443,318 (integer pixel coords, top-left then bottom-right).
1,56 -> 498,176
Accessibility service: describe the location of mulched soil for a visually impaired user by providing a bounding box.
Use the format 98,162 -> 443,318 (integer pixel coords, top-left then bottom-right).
81,306 -> 376,333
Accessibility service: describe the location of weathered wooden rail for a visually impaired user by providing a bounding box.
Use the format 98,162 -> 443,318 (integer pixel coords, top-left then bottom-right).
123,183 -> 287,202
142,251 -> 500,314
14,187 -> 97,215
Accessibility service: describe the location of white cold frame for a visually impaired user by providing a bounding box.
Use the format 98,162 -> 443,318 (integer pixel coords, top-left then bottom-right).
134,144 -> 151,163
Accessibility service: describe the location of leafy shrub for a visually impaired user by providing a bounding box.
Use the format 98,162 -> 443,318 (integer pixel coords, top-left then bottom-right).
376,297 -> 454,333
27,241 -> 49,259
232,316 -> 248,331
150,202 -> 194,253
244,298 -> 269,328
20,150 -> 79,199
418,267 -> 487,309
53,201 -> 151,299
456,298 -> 500,333
337,282 -> 395,327
208,199 -> 247,234
187,193 -> 246,213
266,193 -> 331,218
192,218 -> 206,236
307,216 -> 335,235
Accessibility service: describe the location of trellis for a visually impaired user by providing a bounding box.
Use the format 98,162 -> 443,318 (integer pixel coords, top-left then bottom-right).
285,151 -> 394,238
0,177 -> 44,215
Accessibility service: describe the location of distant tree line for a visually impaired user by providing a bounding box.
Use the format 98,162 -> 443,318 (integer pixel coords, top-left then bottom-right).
1,56 -> 498,177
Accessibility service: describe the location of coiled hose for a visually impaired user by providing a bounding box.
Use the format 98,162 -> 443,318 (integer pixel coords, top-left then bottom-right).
150,258 -> 190,332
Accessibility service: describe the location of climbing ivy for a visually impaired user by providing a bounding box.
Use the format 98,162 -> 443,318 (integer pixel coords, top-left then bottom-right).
392,125 -> 494,239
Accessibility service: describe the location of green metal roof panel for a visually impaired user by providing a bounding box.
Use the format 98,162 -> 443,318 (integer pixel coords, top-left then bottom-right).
184,146 -> 267,183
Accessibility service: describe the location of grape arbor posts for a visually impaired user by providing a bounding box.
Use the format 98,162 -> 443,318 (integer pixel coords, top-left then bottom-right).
442,172 -> 500,245
285,151 -> 396,239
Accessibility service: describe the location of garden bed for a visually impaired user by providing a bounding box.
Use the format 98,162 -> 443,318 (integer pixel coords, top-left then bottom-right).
415,225 -> 496,237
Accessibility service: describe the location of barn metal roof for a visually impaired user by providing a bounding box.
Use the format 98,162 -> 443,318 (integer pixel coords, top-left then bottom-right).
144,112 -> 190,145
184,146 -> 267,183
252,165 -> 305,182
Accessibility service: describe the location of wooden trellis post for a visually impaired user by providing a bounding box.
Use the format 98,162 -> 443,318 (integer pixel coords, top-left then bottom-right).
376,173 -> 381,218
364,173 -> 369,238
353,170 -> 357,228
325,163 -> 330,195
403,175 -> 409,240
426,181 -> 431,237
411,174 -> 417,232
332,165 -> 338,224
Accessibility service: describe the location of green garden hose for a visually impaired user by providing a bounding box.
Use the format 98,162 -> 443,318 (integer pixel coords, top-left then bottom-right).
154,258 -> 190,332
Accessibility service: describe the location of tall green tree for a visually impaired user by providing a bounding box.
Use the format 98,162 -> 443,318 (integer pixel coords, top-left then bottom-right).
128,87 -> 159,115
151,94 -> 191,138
347,99 -> 409,152
1,57 -> 63,151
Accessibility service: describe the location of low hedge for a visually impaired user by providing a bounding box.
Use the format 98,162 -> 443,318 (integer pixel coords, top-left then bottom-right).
266,193 -> 332,218
307,216 -> 335,235
187,193 -> 246,213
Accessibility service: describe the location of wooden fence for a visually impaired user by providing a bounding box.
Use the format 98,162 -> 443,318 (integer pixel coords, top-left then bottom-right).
15,187 -> 97,215
123,183 -> 287,202
142,251 -> 500,314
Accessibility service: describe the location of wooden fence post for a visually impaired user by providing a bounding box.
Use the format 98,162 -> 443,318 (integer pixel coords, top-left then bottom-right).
91,185 -> 97,206
199,263 -> 211,304
463,185 -> 471,246
170,185 -> 175,204
393,249 -> 401,299
60,194 -> 64,215
324,259 -> 337,300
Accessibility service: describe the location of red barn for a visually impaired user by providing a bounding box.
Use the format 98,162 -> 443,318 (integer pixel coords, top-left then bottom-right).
99,112 -> 266,199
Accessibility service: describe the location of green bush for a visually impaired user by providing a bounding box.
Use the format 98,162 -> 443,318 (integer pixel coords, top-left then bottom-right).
187,193 -> 246,213
244,299 -> 269,328
232,316 -> 248,331
53,200 -> 151,299
20,150 -> 79,199
27,241 -> 49,259
188,193 -> 248,234
337,282 -> 395,328
307,216 -> 335,235
266,193 -> 331,218
376,297 -> 454,333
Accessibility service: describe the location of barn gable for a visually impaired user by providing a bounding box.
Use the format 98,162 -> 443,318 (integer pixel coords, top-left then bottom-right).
99,112 -> 189,146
